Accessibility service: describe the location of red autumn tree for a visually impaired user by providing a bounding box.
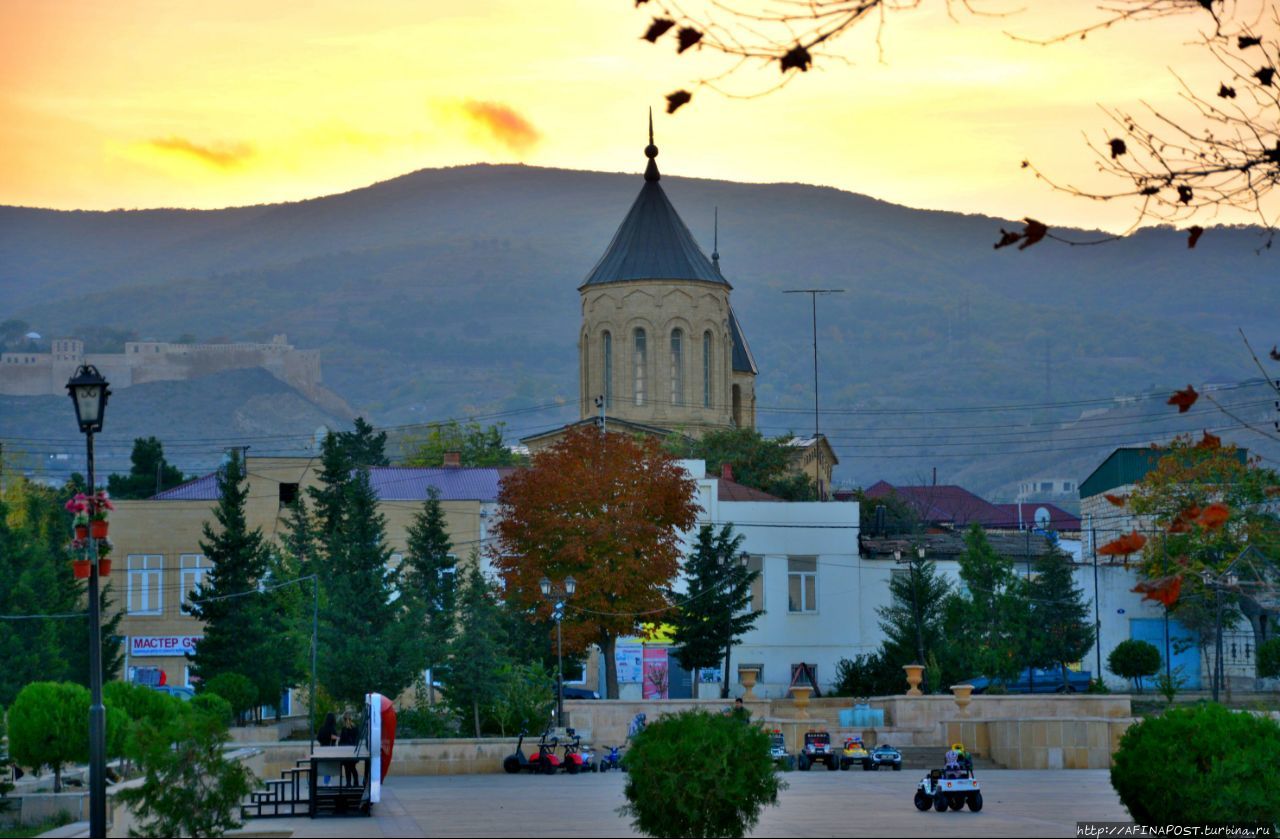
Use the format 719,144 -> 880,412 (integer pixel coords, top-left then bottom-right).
493,426 -> 700,699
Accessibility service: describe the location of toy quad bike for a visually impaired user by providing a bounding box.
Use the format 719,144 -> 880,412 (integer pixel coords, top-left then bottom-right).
797,730 -> 839,771
598,744 -> 624,772
524,730 -> 562,775
914,746 -> 982,812
559,728 -> 589,774
840,736 -> 871,771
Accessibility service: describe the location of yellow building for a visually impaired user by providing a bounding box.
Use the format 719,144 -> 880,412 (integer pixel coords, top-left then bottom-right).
105,455 -> 508,690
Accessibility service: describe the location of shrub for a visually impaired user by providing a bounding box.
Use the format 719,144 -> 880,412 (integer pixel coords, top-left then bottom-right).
1155,667 -> 1187,705
1111,703 -> 1280,827
397,705 -> 460,739
201,673 -> 258,723
621,710 -> 783,838
8,682 -> 89,792
1258,638 -> 1280,680
489,663 -> 554,737
831,653 -> 900,697
119,700 -> 253,838
1108,640 -> 1162,693
1086,678 -> 1111,694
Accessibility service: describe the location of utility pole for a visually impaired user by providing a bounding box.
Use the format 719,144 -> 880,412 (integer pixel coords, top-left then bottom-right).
1091,520 -> 1101,680
783,289 -> 844,500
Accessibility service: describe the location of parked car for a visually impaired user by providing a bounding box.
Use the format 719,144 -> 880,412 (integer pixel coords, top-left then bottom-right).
561,686 -> 600,700
966,667 -> 1092,694
151,685 -> 195,701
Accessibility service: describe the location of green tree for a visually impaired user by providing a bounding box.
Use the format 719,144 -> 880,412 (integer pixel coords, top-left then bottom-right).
830,652 -> 901,697
850,489 -> 921,537
402,487 -> 458,704
1257,638 -> 1280,681
1107,639 -> 1163,694
446,561 -> 508,737
106,437 -> 186,500
670,524 -> 762,698
621,709 -> 782,838
667,427 -> 815,501
118,699 -> 254,838
488,663 -> 555,737
187,452 -> 280,716
0,478 -> 122,705
401,421 -> 525,467
945,524 -> 1026,685
256,544 -> 308,719
316,450 -> 419,705
876,554 -> 952,693
1029,551 -> 1095,690
201,673 -> 259,724
8,681 -> 89,792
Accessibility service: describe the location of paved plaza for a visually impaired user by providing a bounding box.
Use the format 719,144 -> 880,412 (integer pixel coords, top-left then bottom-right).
248,769 -> 1130,837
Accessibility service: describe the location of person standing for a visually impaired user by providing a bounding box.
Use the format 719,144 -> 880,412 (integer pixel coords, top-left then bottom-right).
338,712 -> 360,787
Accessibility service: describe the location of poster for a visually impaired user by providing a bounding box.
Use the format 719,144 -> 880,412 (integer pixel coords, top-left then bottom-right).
615,644 -> 643,684
642,647 -> 669,700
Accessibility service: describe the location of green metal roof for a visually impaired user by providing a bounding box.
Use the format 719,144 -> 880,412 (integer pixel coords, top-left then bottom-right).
1080,445 -> 1249,499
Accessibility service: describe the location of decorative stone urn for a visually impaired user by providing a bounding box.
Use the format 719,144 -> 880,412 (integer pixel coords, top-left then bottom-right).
739,668 -> 760,700
903,664 -> 925,696
950,684 -> 975,717
791,686 -> 812,719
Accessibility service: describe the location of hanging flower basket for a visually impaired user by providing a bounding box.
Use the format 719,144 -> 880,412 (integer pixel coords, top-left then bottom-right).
75,524 -> 89,540
91,520 -> 109,539
72,559 -> 91,579
96,557 -> 113,576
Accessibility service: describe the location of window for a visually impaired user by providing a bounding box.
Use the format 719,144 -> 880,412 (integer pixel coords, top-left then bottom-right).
670,329 -> 684,406
702,331 -> 712,408
633,328 -> 647,406
732,384 -> 742,426
127,555 -> 164,615
746,555 -> 764,612
278,482 -> 299,507
602,331 -> 613,408
787,557 -> 817,613
1041,481 -> 1053,492
179,554 -> 209,615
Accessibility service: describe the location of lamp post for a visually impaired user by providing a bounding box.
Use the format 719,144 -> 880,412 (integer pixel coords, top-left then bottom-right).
893,545 -> 929,694
66,364 -> 110,839
1201,567 -> 1238,703
539,575 -> 577,728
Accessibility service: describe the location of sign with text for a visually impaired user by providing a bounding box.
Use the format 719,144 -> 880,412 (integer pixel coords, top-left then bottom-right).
129,635 -> 200,657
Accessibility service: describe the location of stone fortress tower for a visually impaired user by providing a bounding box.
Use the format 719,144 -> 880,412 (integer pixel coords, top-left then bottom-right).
577,116 -> 758,437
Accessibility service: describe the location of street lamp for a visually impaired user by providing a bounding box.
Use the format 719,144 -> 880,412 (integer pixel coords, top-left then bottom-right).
540,576 -> 577,728
893,545 -> 929,694
66,364 -> 110,839
1200,567 -> 1239,703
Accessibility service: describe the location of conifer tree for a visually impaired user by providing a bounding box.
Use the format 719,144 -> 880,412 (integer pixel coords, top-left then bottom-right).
445,561 -> 508,737
402,488 -> 457,702
876,554 -> 953,693
1029,550 -> 1095,690
317,464 -> 417,704
670,524 -> 762,698
188,453 -> 275,704
106,437 -> 185,500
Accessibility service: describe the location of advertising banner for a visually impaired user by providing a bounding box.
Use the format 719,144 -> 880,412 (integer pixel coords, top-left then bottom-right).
129,635 -> 200,657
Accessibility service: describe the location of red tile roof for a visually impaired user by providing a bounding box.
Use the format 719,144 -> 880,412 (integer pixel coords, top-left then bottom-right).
717,478 -> 781,502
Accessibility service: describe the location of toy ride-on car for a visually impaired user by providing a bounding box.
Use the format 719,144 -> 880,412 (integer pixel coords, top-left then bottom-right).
840,736 -> 871,771
869,744 -> 903,771
768,730 -> 795,771
798,730 -> 839,771
914,749 -> 982,812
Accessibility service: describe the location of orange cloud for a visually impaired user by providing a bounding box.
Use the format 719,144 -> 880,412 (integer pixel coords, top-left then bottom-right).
146,137 -> 255,168
459,100 -> 539,153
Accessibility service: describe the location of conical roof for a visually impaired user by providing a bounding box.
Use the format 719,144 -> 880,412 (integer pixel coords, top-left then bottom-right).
580,121 -> 727,289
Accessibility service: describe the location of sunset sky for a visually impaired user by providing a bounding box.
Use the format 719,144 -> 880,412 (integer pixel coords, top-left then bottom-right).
0,0 -> 1259,230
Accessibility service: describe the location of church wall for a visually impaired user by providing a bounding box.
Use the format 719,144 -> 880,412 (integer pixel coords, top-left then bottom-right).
579,279 -> 746,436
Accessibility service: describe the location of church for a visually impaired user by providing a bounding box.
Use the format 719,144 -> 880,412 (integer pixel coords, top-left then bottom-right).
521,119 -> 838,496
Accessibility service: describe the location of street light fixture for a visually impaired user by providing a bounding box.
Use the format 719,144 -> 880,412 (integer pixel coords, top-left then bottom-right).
539,576 -> 577,727
66,364 -> 110,839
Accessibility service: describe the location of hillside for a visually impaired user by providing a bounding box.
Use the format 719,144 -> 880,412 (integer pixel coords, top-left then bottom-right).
0,368 -> 351,481
3,163 -> 1277,496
